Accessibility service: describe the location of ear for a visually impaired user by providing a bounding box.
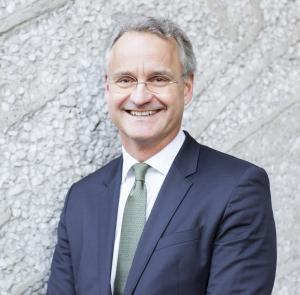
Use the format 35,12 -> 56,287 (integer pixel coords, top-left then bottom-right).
104,74 -> 109,100
183,73 -> 194,105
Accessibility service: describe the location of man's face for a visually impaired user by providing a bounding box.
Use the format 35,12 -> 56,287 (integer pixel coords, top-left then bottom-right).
105,31 -> 193,150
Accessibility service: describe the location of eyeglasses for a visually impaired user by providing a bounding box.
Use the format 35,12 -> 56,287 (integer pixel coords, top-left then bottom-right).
108,74 -> 184,94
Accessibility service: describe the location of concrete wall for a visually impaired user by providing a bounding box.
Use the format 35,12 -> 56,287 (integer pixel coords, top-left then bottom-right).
0,0 -> 299,293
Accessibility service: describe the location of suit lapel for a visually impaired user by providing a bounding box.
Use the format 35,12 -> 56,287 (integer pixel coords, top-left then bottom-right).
123,133 -> 201,295
99,157 -> 123,295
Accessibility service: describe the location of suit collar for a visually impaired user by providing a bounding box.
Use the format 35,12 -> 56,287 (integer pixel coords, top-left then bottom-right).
145,129 -> 185,176
99,157 -> 123,295
174,130 -> 200,177
102,156 -> 123,187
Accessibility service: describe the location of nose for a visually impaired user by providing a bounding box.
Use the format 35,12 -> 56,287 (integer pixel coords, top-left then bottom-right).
129,82 -> 153,105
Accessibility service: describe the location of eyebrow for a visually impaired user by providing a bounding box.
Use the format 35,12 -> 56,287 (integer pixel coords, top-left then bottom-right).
150,70 -> 175,77
111,70 -> 175,79
111,71 -> 135,79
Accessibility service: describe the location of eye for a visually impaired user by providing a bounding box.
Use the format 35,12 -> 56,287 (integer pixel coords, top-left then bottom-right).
149,75 -> 171,86
115,76 -> 136,87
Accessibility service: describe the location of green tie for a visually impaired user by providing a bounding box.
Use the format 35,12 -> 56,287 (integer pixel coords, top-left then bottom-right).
114,163 -> 150,295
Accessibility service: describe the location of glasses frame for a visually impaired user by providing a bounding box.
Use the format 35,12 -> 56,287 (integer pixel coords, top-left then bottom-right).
108,73 -> 186,94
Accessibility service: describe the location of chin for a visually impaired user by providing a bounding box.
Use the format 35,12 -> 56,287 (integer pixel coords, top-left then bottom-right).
123,130 -> 160,146
131,134 -> 157,145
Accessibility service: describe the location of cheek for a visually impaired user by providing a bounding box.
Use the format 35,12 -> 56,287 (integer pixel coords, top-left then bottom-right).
106,99 -> 119,122
107,95 -> 123,111
167,92 -> 185,111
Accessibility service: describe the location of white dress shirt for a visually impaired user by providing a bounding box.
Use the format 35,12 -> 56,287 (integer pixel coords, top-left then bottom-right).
110,130 -> 186,293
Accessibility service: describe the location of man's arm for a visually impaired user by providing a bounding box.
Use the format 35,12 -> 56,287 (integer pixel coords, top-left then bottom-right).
47,186 -> 76,295
206,166 -> 277,295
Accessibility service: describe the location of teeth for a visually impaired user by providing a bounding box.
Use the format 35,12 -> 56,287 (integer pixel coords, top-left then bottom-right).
129,110 -> 157,116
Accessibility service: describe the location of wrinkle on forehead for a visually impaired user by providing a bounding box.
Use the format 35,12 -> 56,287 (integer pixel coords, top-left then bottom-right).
107,32 -> 182,77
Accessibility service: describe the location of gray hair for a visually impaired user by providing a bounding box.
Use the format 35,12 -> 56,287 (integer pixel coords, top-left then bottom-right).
105,15 -> 197,77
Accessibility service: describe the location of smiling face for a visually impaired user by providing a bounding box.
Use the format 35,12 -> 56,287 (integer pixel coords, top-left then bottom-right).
105,31 -> 193,158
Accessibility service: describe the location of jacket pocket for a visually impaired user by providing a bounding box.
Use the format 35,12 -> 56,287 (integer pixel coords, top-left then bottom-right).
155,229 -> 201,250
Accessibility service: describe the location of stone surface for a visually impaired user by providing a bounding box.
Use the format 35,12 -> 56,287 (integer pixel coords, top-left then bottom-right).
0,0 -> 299,294
0,0 -> 69,35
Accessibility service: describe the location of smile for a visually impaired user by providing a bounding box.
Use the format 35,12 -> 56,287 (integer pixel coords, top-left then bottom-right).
127,110 -> 159,116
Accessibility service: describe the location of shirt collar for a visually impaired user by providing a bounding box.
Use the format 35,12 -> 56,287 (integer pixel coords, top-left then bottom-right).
122,148 -> 139,183
121,130 -> 185,183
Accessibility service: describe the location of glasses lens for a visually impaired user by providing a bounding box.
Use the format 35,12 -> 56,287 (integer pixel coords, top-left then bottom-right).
109,78 -> 135,94
146,76 -> 173,93
116,80 -> 136,89
147,80 -> 177,93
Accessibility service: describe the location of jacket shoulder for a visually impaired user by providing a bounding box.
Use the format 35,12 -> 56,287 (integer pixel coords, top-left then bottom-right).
200,144 -> 258,170
72,155 -> 122,190
196,142 -> 268,185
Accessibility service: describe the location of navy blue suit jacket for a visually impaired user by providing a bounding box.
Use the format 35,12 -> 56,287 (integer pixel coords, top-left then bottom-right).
47,132 -> 276,294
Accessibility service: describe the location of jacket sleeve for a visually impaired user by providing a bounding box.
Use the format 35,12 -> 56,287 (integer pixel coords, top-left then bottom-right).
47,186 -> 76,295
206,166 -> 277,295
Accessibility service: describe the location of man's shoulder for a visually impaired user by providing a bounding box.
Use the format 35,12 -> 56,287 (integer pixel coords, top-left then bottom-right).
198,143 -> 270,193
184,134 -> 258,170
184,133 -> 266,178
200,144 -> 257,169
72,155 -> 122,189
185,138 -> 270,203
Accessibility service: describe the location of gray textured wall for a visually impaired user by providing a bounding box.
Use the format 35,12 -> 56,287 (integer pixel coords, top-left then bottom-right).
0,0 -> 299,294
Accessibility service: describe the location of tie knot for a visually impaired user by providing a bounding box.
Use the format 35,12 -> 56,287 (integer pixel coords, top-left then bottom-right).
132,163 -> 149,181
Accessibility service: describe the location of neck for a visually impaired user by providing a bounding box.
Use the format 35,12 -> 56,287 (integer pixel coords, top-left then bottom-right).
121,131 -> 180,162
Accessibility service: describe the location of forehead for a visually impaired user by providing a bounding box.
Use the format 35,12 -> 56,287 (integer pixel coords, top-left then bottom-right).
107,32 -> 182,75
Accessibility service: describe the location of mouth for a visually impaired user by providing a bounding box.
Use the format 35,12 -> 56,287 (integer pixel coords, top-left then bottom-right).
126,110 -> 162,117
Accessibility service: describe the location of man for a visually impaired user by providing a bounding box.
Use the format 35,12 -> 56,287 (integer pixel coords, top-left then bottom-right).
47,16 -> 276,295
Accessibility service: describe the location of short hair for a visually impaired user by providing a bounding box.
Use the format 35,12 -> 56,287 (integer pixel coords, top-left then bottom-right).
105,15 -> 197,77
